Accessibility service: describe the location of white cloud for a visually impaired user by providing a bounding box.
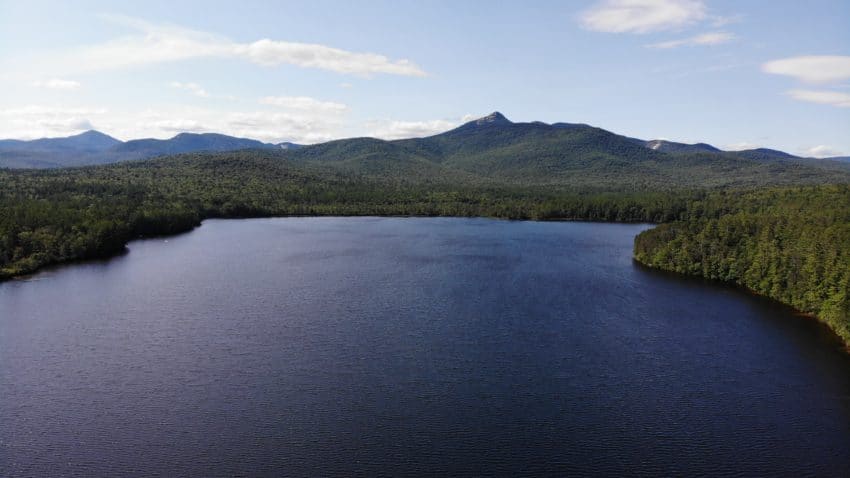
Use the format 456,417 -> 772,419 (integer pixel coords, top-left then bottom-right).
47,15 -> 425,77
786,89 -> 850,108
725,142 -> 760,151
34,117 -> 94,132
369,119 -> 458,140
222,111 -> 342,143
580,0 -> 707,34
237,39 -> 425,77
129,107 -> 345,143
0,106 -> 106,138
170,81 -> 209,98
150,118 -> 210,132
260,96 -> 347,113
762,56 -> 850,84
33,78 -> 81,90
0,104 -> 344,143
647,31 -> 734,48
801,145 -> 844,158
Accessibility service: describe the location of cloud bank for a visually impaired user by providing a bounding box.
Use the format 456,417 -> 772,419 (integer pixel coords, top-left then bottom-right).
0,106 -> 106,138
368,119 -> 459,140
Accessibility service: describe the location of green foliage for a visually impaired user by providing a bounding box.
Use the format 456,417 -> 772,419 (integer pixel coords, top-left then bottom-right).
635,185 -> 850,345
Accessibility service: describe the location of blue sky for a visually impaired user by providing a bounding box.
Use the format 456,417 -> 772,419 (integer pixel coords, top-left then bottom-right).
1,0 -> 849,156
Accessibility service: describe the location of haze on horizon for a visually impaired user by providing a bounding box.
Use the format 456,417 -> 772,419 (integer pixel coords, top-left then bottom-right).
0,0 -> 848,157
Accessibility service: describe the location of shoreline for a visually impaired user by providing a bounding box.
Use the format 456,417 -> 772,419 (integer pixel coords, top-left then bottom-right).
0,213 -> 655,282
633,256 -> 850,352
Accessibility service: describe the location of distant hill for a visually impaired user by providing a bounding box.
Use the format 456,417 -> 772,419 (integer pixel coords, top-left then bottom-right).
0,131 -> 278,168
112,133 -> 277,161
0,130 -> 121,153
0,130 -> 123,168
0,151 -> 75,169
731,148 -> 800,162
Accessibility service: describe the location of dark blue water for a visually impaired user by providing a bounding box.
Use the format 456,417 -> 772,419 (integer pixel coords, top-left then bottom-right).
1,218 -> 849,477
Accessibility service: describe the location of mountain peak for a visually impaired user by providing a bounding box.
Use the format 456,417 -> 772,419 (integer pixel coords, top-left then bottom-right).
444,111 -> 514,135
644,139 -> 720,154
475,111 -> 511,125
62,130 -> 122,149
76,130 -> 106,137
73,130 -> 120,141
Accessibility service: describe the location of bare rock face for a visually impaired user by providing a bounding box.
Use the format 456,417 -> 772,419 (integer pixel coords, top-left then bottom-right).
475,111 -> 511,125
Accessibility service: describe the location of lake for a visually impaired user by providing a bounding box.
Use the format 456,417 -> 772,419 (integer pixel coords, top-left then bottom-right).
1,217 -> 849,476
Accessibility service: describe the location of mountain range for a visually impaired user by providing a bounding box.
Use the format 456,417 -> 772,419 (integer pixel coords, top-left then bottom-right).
1,112 -> 848,180
0,131 -> 300,168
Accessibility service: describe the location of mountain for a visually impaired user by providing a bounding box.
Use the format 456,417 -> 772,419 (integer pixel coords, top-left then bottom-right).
732,148 -> 800,162
278,112 -> 850,188
112,133 -> 277,161
386,112 -> 662,181
0,130 -> 121,153
1,116 -> 848,180
0,131 -> 278,168
0,130 -> 123,168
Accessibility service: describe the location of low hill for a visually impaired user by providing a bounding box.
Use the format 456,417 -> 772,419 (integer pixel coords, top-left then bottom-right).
732,148 -> 800,162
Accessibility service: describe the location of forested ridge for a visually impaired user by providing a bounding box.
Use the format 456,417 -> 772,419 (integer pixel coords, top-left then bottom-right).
1,121 -> 849,347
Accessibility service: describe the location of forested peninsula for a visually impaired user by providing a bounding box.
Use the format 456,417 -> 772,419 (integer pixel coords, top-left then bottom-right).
2,114 -> 849,347
634,186 -> 850,345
